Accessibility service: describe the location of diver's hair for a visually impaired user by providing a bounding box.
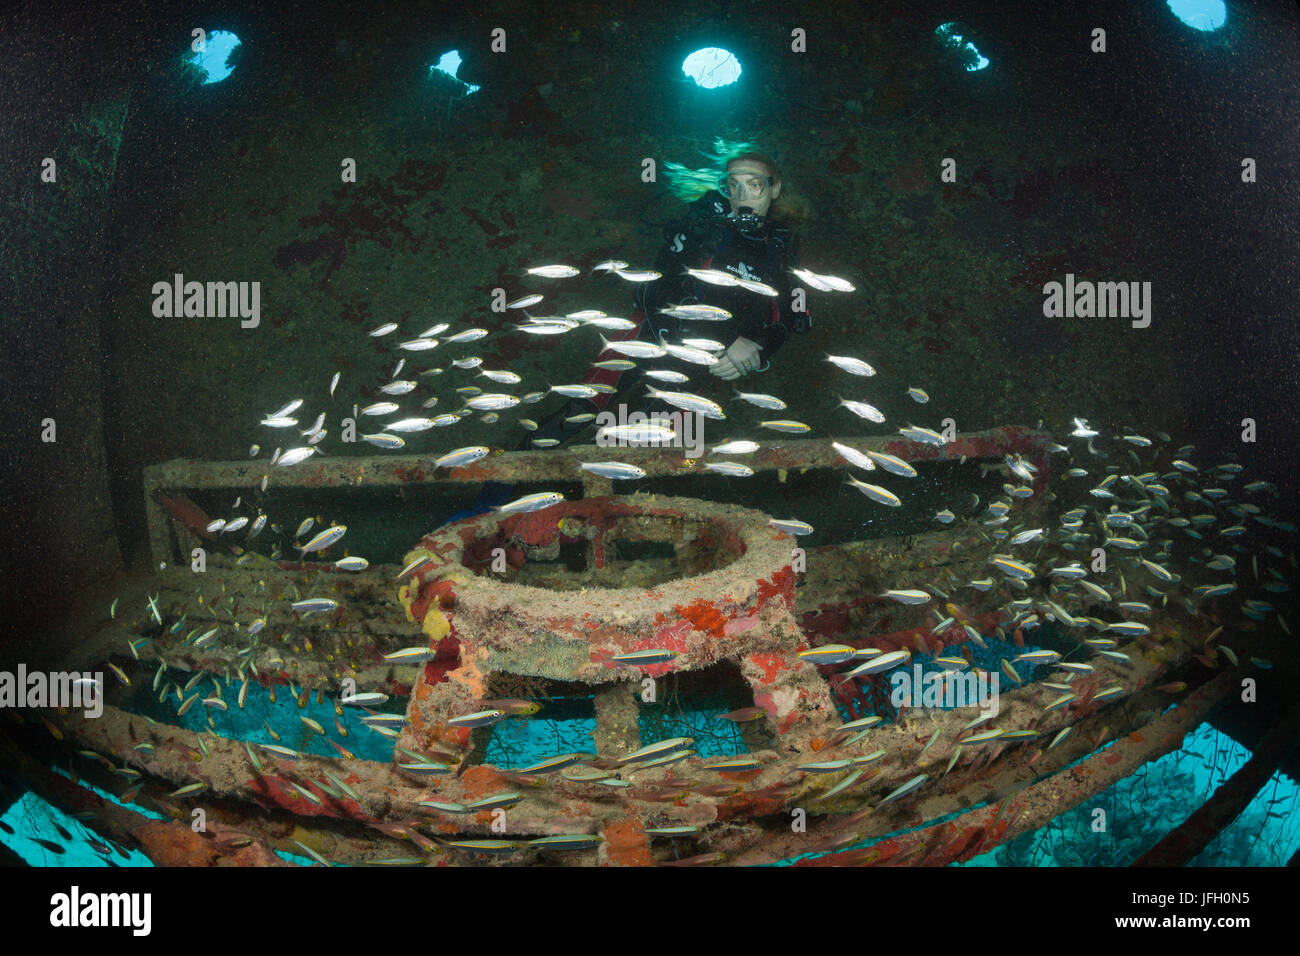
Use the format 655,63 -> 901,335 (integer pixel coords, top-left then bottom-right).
662,137 -> 757,201
662,138 -> 812,226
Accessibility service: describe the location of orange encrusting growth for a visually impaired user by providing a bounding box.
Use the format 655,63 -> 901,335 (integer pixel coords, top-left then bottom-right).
673,598 -> 729,638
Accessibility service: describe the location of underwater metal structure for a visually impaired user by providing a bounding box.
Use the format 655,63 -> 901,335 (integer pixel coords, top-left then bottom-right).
5,426 -> 1262,866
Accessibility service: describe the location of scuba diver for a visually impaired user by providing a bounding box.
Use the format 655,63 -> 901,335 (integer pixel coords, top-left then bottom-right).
525,149 -> 811,448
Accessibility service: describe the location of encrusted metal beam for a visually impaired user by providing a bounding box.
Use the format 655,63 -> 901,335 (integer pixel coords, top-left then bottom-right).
1133,696 -> 1300,866
142,427 -> 1052,565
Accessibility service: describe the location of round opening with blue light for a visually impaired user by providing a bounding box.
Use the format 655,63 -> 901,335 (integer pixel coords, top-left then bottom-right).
1167,0 -> 1227,32
429,50 -> 481,95
682,48 -> 743,89
935,23 -> 990,72
187,30 -> 241,85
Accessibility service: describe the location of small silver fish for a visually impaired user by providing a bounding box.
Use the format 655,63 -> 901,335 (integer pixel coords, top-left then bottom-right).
385,418 -> 438,433
768,518 -> 813,536
268,399 -> 304,419
433,446 -> 490,470
301,412 -> 326,437
827,354 -> 875,376
494,492 -> 565,514
839,398 -> 887,423
397,338 -> 440,351
526,264 -> 580,278
596,424 -> 675,444
661,303 -> 732,321
796,268 -> 855,292
644,386 -> 725,420
518,321 -> 578,335
848,476 -> 902,507
681,338 -> 725,352
383,647 -> 438,663
760,420 -> 811,433
879,773 -> 928,805
882,589 -> 931,604
733,389 -> 787,410
866,451 -> 917,478
598,335 -> 666,359
340,691 -> 389,707
684,267 -> 739,286
297,528 -> 345,556
465,393 -> 519,411
703,461 -> 754,477
291,598 -> 340,614
644,369 -> 691,383
578,461 -> 647,480
612,649 -> 678,666
898,425 -> 946,446
447,709 -> 505,728
847,649 -> 910,676
736,277 -> 779,297
659,341 -> 718,366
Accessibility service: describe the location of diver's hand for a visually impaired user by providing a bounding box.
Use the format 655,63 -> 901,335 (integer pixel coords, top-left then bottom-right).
710,337 -> 762,381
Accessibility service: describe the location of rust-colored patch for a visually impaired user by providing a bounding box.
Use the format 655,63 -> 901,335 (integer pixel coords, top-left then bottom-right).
747,652 -> 789,685
674,598 -> 728,638
602,817 -> 654,867
135,819 -> 220,867
946,825 -> 988,862
459,765 -> 507,800
755,566 -> 795,607
420,636 -> 460,687
716,790 -> 789,823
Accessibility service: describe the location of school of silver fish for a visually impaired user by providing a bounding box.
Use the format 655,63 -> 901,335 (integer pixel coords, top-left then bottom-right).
96,256 -> 1294,865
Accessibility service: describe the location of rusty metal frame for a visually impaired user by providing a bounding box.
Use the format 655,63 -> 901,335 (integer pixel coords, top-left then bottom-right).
32,422 -> 1225,867
142,426 -> 1053,566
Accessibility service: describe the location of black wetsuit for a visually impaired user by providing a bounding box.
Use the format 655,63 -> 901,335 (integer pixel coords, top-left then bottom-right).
530,189 -> 809,445
633,189 -> 809,369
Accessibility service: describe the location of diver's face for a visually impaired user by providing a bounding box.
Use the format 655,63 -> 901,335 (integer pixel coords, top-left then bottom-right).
723,161 -> 780,218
